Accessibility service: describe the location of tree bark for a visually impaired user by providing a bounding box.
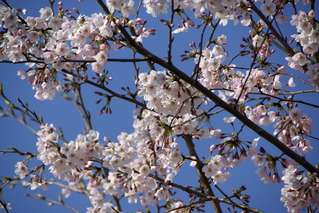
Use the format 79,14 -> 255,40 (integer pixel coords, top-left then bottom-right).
183,134 -> 223,213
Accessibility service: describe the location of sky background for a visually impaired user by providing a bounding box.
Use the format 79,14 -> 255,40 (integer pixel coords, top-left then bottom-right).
1,0 -> 319,212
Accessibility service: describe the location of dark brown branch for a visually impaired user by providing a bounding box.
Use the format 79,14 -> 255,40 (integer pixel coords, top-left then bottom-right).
182,134 -> 222,213
112,195 -> 122,212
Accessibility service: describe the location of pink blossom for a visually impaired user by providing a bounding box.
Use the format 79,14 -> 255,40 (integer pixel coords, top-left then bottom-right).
211,129 -> 222,139
48,17 -> 62,30
3,8 -> 18,28
287,77 -> 296,87
39,7 -> 53,20
306,63 -> 319,88
17,70 -> 27,80
8,49 -> 25,63
15,161 -> 28,179
251,154 -> 264,166
91,62 -> 103,74
241,12 -> 252,26
212,170 -> 230,184
93,51 -> 108,65
292,53 -> 307,66
86,130 -> 99,141
216,34 -> 227,44
276,15 -> 288,23
260,0 -> 276,16
289,108 -> 302,121
55,42 -> 70,57
202,164 -> 216,178
223,116 -> 236,123
256,167 -> 275,184
155,187 -> 168,200
259,116 -> 270,126
252,35 -> 264,48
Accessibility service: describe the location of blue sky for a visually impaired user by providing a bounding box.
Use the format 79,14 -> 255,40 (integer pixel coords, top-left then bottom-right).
1,0 -> 318,212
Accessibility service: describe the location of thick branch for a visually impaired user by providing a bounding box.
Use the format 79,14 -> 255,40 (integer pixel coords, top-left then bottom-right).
182,134 -> 222,213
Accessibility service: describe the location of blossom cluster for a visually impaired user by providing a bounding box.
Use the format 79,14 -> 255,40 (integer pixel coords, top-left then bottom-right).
137,70 -> 211,138
196,46 -> 295,104
274,107 -> 313,154
286,10 -> 319,88
36,124 -> 102,180
143,0 -> 245,26
137,70 -> 266,187
202,154 -> 231,184
281,165 -> 319,213
21,120 -> 187,212
0,4 -> 153,100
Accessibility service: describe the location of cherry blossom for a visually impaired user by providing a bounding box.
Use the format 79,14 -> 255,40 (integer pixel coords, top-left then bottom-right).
260,0 -> 276,17
281,165 -> 319,213
14,161 -> 29,179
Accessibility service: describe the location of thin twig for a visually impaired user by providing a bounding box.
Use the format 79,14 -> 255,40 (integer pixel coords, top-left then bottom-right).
61,69 -> 146,108
74,87 -> 92,131
26,193 -> 80,213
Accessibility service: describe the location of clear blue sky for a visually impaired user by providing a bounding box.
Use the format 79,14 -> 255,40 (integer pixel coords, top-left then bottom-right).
1,0 -> 318,212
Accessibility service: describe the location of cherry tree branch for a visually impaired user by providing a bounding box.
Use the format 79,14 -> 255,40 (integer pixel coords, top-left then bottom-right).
61,69 -> 146,108
247,0 -> 295,56
182,134 -> 222,213
74,87 -> 93,131
0,85 -> 40,134
25,193 -> 80,213
147,173 -> 264,213
248,91 -> 319,108
0,148 -> 37,158
167,0 -> 175,64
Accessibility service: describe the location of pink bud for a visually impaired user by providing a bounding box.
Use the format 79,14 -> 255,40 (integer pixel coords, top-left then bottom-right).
308,10 -> 315,18
103,136 -> 111,142
73,8 -> 79,14
100,43 -> 111,51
